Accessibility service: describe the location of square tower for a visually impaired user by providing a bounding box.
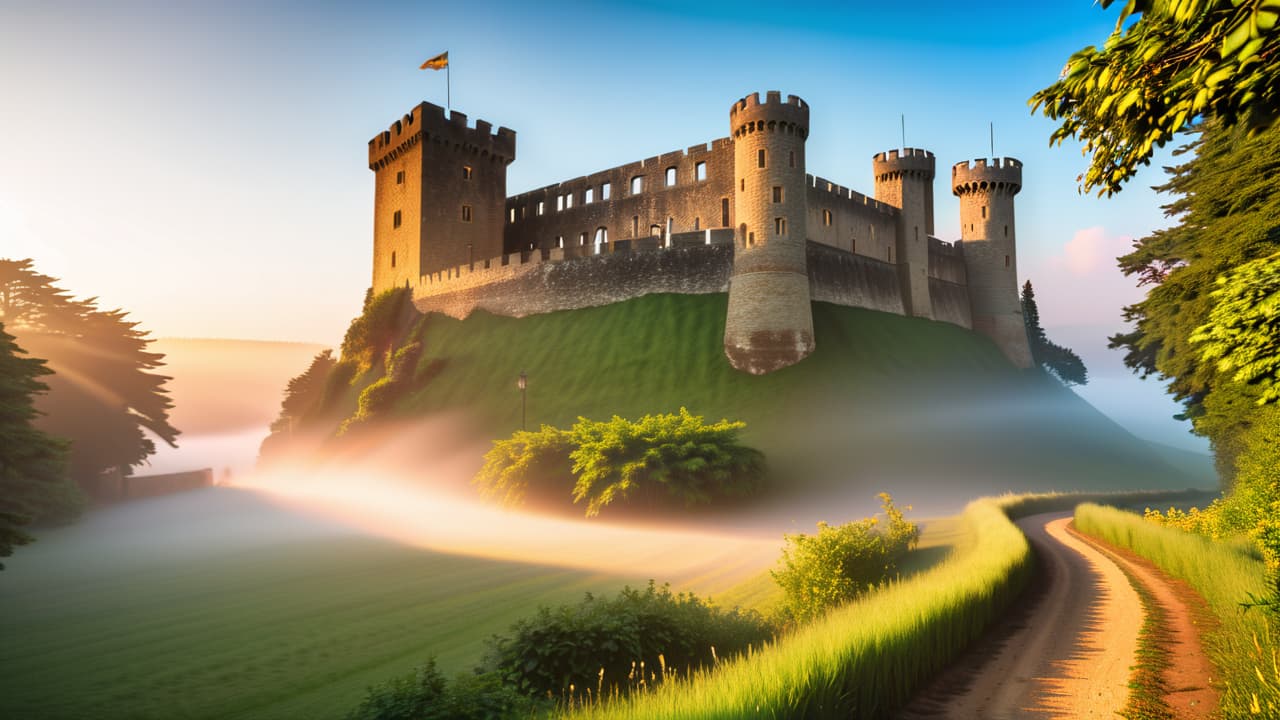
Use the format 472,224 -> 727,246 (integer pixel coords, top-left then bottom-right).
368,102 -> 516,293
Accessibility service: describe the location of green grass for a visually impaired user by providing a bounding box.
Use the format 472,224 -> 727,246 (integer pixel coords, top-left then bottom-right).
0,489 -> 639,720
1074,503 -> 1278,718
357,293 -> 1211,511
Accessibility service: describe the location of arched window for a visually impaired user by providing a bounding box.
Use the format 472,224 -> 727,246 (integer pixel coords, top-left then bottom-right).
650,224 -> 662,237
594,227 -> 608,253
823,209 -> 832,226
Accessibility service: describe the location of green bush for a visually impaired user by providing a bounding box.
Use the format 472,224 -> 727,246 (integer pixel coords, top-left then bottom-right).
771,493 -> 920,623
474,409 -> 764,517
341,287 -> 413,371
485,581 -> 774,700
341,342 -> 423,435
346,658 -> 539,720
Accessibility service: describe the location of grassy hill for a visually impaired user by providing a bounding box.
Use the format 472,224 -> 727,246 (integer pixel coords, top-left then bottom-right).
333,293 -> 1214,517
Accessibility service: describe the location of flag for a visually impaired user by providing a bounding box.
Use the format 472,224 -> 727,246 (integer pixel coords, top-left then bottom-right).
420,51 -> 448,71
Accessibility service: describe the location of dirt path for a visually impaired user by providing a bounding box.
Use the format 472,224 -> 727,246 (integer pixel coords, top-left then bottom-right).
901,512 -> 1143,719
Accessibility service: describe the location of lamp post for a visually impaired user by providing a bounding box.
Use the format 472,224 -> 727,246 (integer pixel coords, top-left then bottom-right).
517,370 -> 527,431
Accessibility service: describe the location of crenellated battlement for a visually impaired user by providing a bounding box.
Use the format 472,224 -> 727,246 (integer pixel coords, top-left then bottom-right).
808,174 -> 899,215
368,101 -> 516,171
730,91 -> 809,139
872,147 -> 936,181
951,157 -> 1022,196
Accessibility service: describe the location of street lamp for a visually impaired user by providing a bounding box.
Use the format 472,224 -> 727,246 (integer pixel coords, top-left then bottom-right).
517,370 -> 527,431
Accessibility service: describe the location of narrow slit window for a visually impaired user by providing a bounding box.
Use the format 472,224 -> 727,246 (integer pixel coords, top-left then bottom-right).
463,166 -> 473,180
789,150 -> 795,168
1005,255 -> 1011,268
537,201 -> 545,216
579,232 -> 587,246
391,251 -> 396,268
557,195 -> 565,212
694,217 -> 700,230
772,186 -> 783,203
740,179 -> 745,191
774,217 -> 786,235
1004,225 -> 1008,237
914,226 -> 919,241
508,208 -> 516,223
823,209 -> 832,226
695,162 -> 707,181
393,210 -> 402,228
851,237 -> 856,254
748,231 -> 755,246
981,206 -> 987,219
395,170 -> 405,185
461,205 -> 472,222
632,216 -> 639,236
721,198 -> 730,227
757,149 -> 766,168
556,235 -> 564,248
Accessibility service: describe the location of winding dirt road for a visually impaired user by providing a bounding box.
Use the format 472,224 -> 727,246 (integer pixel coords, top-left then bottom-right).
899,511 -> 1217,719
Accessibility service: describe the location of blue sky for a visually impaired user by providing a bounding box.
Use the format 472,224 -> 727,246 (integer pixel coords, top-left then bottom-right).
0,0 -> 1206,449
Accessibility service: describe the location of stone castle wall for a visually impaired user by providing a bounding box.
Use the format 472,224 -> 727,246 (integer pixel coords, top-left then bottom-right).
805,175 -> 900,262
503,139 -> 735,256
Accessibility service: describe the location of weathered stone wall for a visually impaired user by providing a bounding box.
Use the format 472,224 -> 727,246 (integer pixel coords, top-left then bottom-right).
805,241 -> 906,315
929,278 -> 973,328
413,244 -> 734,319
503,139 -> 735,255
928,237 -> 967,284
805,175 -> 899,263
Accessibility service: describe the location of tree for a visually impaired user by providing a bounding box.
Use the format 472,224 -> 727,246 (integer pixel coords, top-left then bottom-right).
1191,251 -> 1280,405
0,323 -> 80,569
0,258 -> 178,491
1031,0 -> 1280,196
1107,121 -> 1280,477
1021,281 -> 1089,386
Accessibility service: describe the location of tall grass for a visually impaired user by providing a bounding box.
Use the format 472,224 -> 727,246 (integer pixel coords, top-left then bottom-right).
557,490 -> 1204,719
1074,503 -> 1279,718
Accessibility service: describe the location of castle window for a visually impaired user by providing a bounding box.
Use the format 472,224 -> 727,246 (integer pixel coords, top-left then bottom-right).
557,195 -> 565,212
982,206 -> 987,219
520,205 -> 526,219
772,186 -> 783,203
888,246 -> 893,262
914,226 -> 919,241
396,170 -> 405,185
1005,255 -> 1011,268
630,176 -> 643,195
557,236 -> 564,249
666,217 -> 673,240
594,227 -> 608,253
789,150 -> 795,168
461,205 -> 472,222
758,149 -> 767,168
391,251 -> 396,268
823,209 -> 832,226
651,224 -> 662,237
694,217 -> 701,230
696,162 -> 707,181
509,208 -> 516,223
566,193 -> 574,209
665,167 -> 677,187
774,217 -> 786,235
1004,225 -> 1008,237
463,166 -> 473,180
721,198 -> 729,227
537,201 -> 545,216
748,231 -> 755,246
740,179 -> 745,191
851,237 -> 856,254
601,182 -> 611,200
632,216 -> 639,236
585,187 -> 595,204
393,210 -> 402,229
579,232 -> 587,246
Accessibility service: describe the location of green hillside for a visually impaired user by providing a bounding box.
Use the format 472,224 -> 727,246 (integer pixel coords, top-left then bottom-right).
334,293 -> 1212,515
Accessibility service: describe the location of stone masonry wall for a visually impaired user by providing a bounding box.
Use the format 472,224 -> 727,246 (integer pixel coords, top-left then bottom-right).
805,175 -> 899,263
805,241 -> 906,315
503,139 -> 735,255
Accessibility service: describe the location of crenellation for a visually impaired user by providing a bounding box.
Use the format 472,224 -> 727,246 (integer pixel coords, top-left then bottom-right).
368,91 -> 1028,374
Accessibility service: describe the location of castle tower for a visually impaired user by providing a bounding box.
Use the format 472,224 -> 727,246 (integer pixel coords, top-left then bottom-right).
723,91 -> 814,374
952,158 -> 1033,368
368,102 -> 516,294
873,148 -> 936,319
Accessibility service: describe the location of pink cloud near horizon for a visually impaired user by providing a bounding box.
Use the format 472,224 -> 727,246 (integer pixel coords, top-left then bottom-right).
1024,226 -> 1146,330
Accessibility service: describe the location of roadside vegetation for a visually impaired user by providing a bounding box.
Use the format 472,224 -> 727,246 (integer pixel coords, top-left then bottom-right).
1076,503 -> 1277,717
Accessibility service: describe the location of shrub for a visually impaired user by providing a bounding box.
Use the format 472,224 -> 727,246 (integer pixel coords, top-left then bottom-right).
771,493 -> 919,623
341,342 -> 423,435
485,581 -> 774,699
474,409 -> 765,516
341,287 -> 413,370
346,658 -> 539,720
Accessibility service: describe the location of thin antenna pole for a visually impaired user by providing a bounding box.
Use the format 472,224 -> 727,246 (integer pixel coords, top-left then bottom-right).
901,114 -> 906,148
990,122 -> 994,157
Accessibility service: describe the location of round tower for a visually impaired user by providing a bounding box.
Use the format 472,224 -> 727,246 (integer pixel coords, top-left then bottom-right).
873,148 -> 936,319
952,158 -> 1033,368
724,91 -> 814,374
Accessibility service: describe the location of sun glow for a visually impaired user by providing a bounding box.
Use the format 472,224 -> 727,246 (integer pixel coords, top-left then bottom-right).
238,416 -> 780,590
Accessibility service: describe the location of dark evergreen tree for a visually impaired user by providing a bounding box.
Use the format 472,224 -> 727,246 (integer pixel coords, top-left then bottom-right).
0,259 -> 178,494
1021,281 -> 1089,386
0,323 -> 81,569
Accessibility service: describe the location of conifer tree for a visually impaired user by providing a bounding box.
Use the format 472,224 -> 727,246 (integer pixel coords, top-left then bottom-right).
0,323 -> 79,569
1022,281 -> 1089,386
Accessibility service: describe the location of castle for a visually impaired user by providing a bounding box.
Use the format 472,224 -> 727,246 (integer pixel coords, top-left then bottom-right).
368,91 -> 1033,373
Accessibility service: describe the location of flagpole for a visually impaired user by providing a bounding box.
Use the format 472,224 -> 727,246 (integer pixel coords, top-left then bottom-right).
447,62 -> 451,111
